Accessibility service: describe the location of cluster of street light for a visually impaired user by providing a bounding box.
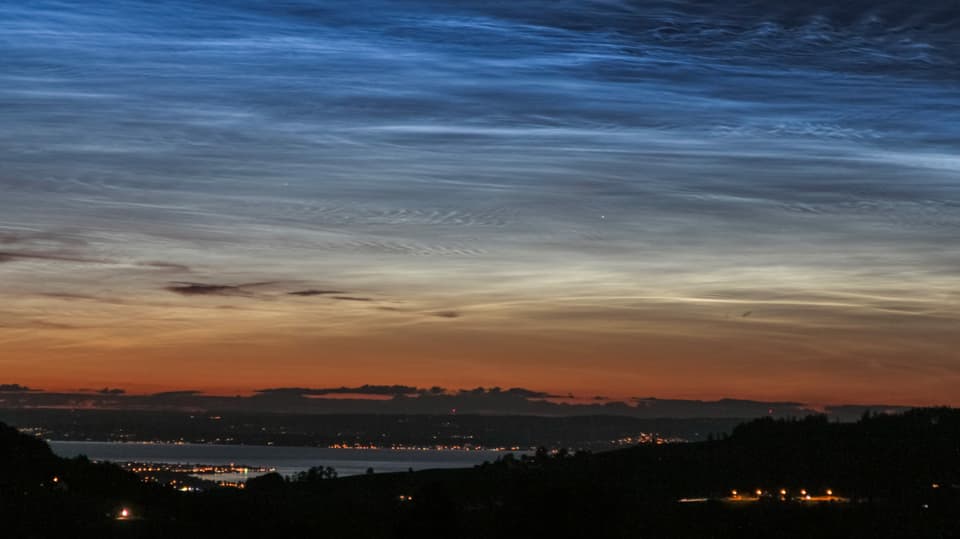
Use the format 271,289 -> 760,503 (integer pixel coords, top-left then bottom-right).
727,487 -> 843,503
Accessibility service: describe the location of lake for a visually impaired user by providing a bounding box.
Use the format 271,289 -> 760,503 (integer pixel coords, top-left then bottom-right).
49,441 -> 510,478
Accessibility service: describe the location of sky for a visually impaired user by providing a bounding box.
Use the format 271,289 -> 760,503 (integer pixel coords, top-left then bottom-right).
1,0 -> 958,405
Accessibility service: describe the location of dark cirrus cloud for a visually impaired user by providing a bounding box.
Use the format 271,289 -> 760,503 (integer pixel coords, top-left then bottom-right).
288,289 -> 344,296
164,281 -> 280,296
165,282 -> 249,296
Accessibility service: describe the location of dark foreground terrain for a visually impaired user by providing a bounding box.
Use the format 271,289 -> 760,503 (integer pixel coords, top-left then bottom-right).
2,409 -> 959,538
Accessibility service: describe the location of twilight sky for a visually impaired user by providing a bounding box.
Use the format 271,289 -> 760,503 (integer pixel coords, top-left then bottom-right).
1,0 -> 958,405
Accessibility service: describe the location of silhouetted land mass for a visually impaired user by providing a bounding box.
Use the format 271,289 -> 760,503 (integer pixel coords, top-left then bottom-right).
3,408 -> 959,538
0,408 -> 742,447
0,386 -> 901,420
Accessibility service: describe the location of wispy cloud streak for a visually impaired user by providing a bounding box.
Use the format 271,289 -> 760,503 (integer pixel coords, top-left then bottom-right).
0,0 -> 957,402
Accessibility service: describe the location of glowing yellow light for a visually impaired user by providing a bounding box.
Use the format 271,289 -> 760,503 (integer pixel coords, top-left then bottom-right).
804,495 -> 811,500
800,489 -> 807,496
932,483 -> 940,489
826,489 -> 833,496
731,490 -> 738,496
120,508 -> 130,518
52,476 -> 59,483
779,489 -> 786,496
755,489 -> 762,496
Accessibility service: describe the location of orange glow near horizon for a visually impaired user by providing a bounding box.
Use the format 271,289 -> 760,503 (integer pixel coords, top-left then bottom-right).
2,216 -> 958,409
2,313 -> 957,406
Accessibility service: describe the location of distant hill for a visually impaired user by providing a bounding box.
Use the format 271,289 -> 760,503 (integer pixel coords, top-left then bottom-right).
0,407 -> 747,447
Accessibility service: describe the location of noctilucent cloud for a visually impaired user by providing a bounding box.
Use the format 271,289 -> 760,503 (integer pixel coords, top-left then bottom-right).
1,0 -> 958,404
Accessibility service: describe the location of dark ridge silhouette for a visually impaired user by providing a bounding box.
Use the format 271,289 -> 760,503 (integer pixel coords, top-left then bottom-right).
2,409 -> 960,537
0,408 -> 745,447
0,383 -> 39,392
4,384 -> 881,418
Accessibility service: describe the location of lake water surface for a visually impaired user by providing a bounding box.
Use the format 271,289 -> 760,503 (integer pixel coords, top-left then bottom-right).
50,441 -> 509,478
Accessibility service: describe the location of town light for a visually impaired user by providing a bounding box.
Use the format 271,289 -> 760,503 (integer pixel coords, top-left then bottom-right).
779,489 -> 786,496
826,489 -> 833,496
120,508 -> 130,519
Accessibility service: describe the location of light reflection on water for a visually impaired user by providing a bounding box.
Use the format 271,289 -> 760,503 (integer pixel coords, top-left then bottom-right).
50,440 -> 512,477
